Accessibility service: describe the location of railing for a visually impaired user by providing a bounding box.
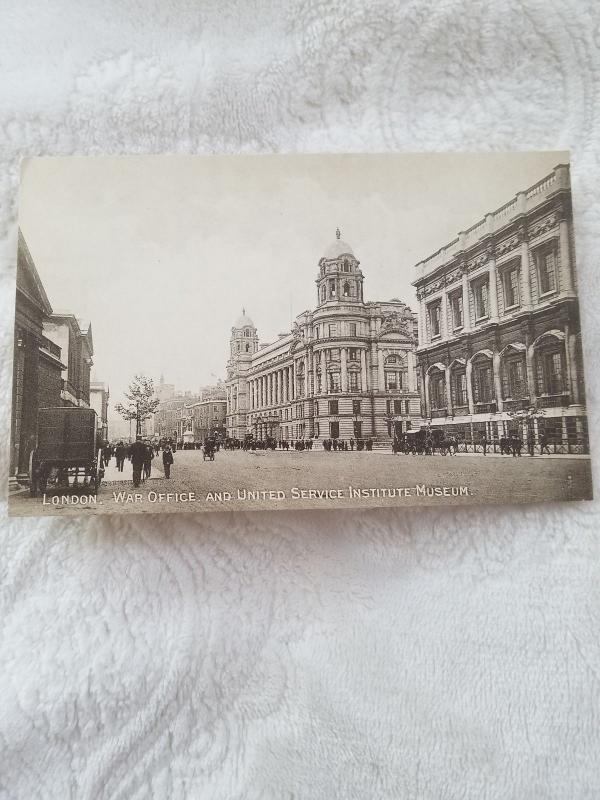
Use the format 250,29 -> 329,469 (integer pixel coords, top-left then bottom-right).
40,336 -> 61,359
462,218 -> 487,247
526,173 -> 556,199
493,197 -> 518,226
537,393 -> 570,409
452,405 -> 469,416
474,402 -> 497,414
431,408 -> 447,418
503,398 -> 531,412
418,237 -> 459,273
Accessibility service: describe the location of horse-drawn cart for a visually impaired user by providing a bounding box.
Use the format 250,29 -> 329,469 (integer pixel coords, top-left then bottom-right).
30,407 -> 104,497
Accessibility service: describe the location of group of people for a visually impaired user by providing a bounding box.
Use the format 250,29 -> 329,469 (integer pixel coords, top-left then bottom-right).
102,438 -> 175,487
322,438 -> 373,451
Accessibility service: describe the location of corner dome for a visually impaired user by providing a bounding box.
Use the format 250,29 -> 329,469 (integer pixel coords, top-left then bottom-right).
234,309 -> 254,328
323,227 -> 354,259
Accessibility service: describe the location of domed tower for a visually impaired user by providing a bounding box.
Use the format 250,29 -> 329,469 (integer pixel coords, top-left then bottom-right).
226,309 -> 258,439
316,228 -> 364,306
229,308 -> 259,362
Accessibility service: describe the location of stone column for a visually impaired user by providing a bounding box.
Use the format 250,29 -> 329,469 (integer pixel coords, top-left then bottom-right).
488,257 -> 499,322
461,268 -> 471,331
320,349 -> 327,393
466,360 -> 475,415
341,347 -> 348,392
377,348 -> 385,392
417,296 -> 425,345
566,327 -> 581,405
492,351 -> 504,412
526,344 -> 537,404
440,290 -> 449,340
424,371 -> 431,419
360,348 -> 368,392
304,354 -> 309,397
519,230 -> 533,309
559,215 -> 575,295
291,361 -> 296,400
407,350 -> 416,392
445,367 -> 453,417
313,352 -> 318,397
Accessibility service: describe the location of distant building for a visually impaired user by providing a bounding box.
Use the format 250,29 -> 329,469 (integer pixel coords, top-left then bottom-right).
155,374 -> 175,402
412,163 -> 588,452
90,381 -> 110,441
225,230 -> 420,443
43,313 -> 94,408
10,231 -> 65,483
153,395 -> 200,443
187,395 -> 227,443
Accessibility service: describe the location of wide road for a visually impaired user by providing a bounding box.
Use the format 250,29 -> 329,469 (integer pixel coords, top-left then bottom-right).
8,449 -> 594,517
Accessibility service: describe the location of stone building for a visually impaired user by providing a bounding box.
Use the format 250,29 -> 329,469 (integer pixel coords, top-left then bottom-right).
187,397 -> 227,443
412,163 -> 588,452
90,381 -> 110,441
43,313 -> 94,408
226,230 -> 420,443
10,232 -> 65,483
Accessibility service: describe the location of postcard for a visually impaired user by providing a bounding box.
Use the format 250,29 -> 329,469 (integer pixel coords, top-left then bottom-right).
8,152 -> 593,517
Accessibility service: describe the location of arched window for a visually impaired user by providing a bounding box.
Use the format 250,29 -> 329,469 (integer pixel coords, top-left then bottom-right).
321,285 -> 326,301
535,337 -> 566,396
471,354 -> 494,404
329,279 -> 336,298
429,368 -> 446,410
343,281 -> 351,297
501,346 -> 528,400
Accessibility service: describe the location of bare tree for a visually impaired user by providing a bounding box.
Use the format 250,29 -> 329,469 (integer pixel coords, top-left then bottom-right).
114,375 -> 159,437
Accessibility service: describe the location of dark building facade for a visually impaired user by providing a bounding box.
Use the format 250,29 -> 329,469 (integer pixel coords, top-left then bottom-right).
412,164 -> 588,453
10,232 -> 65,482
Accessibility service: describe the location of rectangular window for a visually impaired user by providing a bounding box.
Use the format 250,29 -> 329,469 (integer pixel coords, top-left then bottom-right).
503,265 -> 520,309
328,323 -> 336,337
503,357 -> 527,399
314,326 -> 319,339
330,421 -> 339,438
349,322 -> 357,337
349,372 -> 358,391
353,421 -> 362,438
449,292 -> 463,329
428,301 -> 441,338
473,279 -> 489,320
393,399 -> 402,414
329,373 -> 341,392
538,246 -> 557,295
538,350 -> 564,395
352,398 -> 361,415
329,399 -> 339,415
348,347 -> 358,361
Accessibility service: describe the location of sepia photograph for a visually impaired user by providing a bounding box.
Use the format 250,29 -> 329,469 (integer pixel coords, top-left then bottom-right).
8,152 -> 593,516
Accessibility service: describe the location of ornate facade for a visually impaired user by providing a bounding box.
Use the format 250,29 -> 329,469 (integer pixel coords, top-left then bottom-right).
226,230 -> 420,443
412,164 -> 588,452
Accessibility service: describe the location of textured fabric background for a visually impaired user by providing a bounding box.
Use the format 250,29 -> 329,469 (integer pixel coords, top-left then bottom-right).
1,2 -> 599,798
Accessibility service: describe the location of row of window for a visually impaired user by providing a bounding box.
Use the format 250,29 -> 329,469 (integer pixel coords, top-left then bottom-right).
320,280 -> 362,302
426,242 -> 559,339
314,322 -> 360,339
428,345 -> 567,410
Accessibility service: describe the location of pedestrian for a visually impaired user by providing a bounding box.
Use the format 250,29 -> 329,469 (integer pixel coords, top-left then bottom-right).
540,431 -> 551,455
129,435 -> 147,488
162,445 -> 174,478
482,434 -> 487,456
115,441 -> 126,471
143,443 -> 154,480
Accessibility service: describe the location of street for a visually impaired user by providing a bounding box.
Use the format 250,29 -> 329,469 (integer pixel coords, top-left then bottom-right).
8,449 -> 593,517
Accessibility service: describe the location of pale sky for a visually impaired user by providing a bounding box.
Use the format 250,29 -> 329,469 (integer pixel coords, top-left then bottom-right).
18,151 -> 566,410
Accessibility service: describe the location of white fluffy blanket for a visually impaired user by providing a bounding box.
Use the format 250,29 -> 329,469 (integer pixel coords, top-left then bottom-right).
1,2 -> 599,798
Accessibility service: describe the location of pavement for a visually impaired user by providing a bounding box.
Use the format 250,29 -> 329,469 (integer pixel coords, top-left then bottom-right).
7,448 -> 594,517
102,456 -> 164,482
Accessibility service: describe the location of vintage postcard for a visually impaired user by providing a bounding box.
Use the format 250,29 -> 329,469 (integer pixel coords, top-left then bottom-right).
8,152 -> 593,517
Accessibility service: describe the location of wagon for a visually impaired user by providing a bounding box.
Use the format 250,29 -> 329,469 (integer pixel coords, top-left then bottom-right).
29,407 -> 104,497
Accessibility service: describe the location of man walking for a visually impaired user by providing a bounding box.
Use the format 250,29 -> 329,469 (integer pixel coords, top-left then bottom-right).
130,435 -> 147,488
162,445 -> 174,478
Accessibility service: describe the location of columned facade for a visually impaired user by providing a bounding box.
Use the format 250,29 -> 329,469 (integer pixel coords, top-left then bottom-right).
413,164 -> 588,453
226,231 -> 421,444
